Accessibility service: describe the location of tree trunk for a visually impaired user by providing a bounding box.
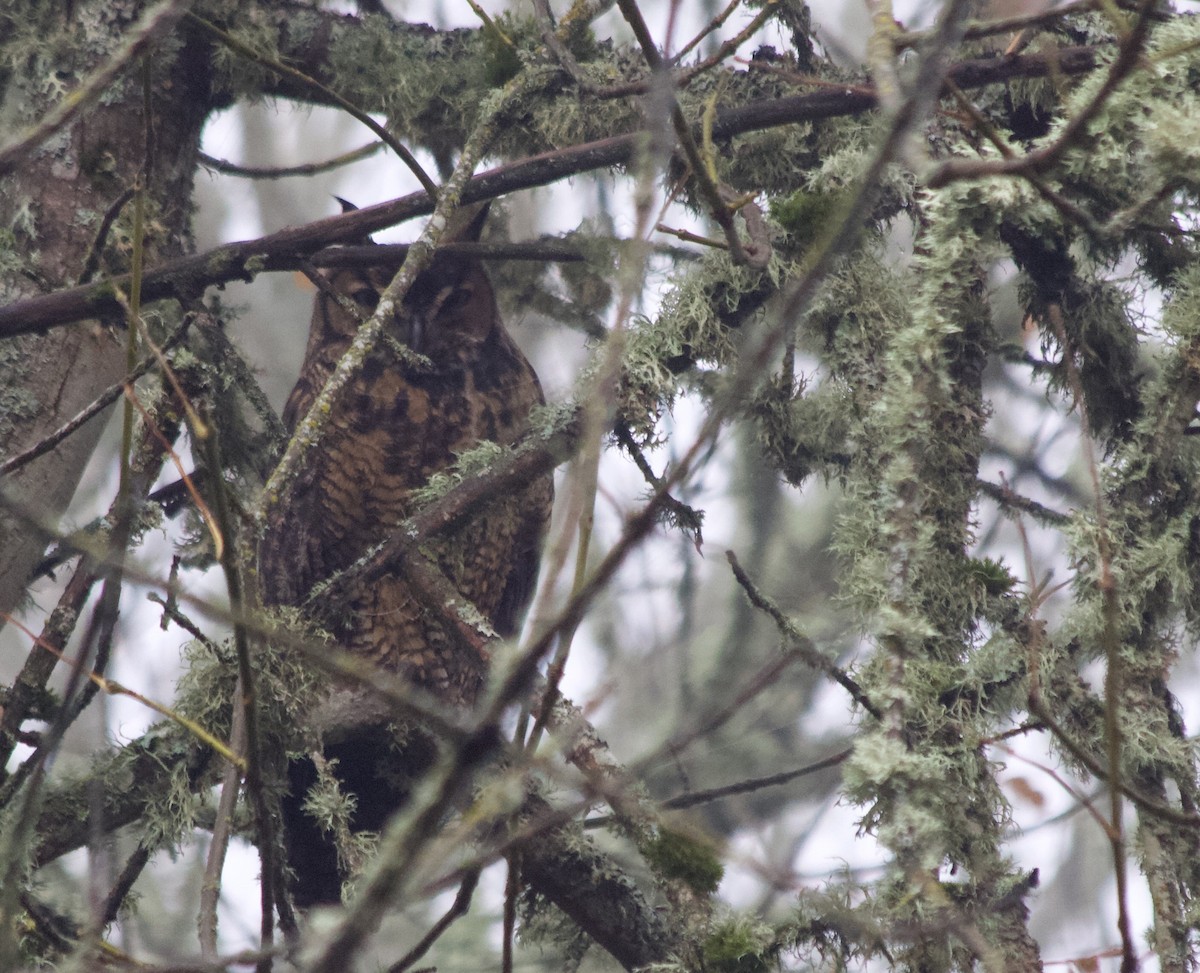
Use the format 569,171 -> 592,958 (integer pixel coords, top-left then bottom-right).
0,5 -> 214,623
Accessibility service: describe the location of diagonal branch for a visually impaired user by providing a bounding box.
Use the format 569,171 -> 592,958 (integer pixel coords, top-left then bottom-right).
927,0 -> 1158,188
311,412 -> 580,612
0,43 -> 1105,338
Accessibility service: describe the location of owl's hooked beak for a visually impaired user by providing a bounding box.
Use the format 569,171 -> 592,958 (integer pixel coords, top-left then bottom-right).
401,313 -> 427,354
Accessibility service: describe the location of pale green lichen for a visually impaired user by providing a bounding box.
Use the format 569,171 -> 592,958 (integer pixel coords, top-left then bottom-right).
408,440 -> 509,507
702,915 -> 780,973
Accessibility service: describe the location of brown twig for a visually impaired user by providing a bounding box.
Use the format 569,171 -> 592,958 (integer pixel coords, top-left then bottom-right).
676,0 -> 783,85
502,857 -> 518,973
385,870 -> 480,973
97,845 -> 153,929
898,0 -> 1082,46
1047,309 -> 1137,973
531,0 -> 591,90
977,477 -> 1070,526
198,141 -> 383,179
78,187 -> 138,285
726,550 -> 882,719
311,240 -> 587,267
200,704 -> 247,958
0,567 -> 99,784
661,749 -> 852,811
0,613 -> 243,768
997,513 -> 1196,831
927,0 -> 1157,188
615,423 -> 704,549
672,0 -> 744,64
586,749 -> 854,827
186,13 -> 437,197
643,650 -> 805,782
616,0 -> 757,265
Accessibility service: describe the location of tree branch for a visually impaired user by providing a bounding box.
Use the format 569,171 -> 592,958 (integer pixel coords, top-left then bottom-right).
0,42 -> 1104,338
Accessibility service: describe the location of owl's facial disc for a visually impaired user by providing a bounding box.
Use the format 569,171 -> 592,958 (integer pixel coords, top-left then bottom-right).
395,261 -> 495,363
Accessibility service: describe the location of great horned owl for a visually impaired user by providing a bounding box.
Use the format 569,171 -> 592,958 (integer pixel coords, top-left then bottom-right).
258,203 -> 552,905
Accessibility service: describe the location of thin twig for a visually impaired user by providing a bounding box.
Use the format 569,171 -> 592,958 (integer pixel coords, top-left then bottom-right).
1048,309 -> 1137,973
98,845 -> 152,928
502,857 -> 518,973
78,187 -> 137,285
0,568 -> 98,776
676,0 -> 782,85
587,749 -> 853,826
122,382 -> 221,555
148,593 -> 219,651
672,0 -> 744,64
193,310 -> 288,464
928,0 -> 1158,188
0,315 -> 192,477
0,613 -> 244,768
899,0 -> 1078,46
311,240 -> 587,267
186,13 -> 438,197
662,749 -> 852,811
726,550 -> 882,719
615,422 -> 704,549
617,0 -> 758,265
658,649 -> 804,765
977,477 -> 1070,526
198,141 -> 383,179
384,870 -> 480,973
994,743 -> 1114,836
200,704 -> 247,958
532,0 -> 590,89
198,414 -> 280,968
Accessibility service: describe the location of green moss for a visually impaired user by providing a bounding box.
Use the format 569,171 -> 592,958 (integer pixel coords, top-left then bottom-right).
641,825 -> 723,895
480,15 -> 526,88
751,373 -> 853,486
617,248 -> 798,442
967,557 -> 1016,598
770,189 -> 851,251
408,440 -> 508,507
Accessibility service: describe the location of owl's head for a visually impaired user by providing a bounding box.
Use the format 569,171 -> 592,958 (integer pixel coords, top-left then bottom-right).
399,204 -> 499,364
313,202 -> 499,369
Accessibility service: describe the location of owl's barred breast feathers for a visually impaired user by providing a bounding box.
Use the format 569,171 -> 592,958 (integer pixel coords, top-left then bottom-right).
258,204 -> 552,704
257,205 -> 553,906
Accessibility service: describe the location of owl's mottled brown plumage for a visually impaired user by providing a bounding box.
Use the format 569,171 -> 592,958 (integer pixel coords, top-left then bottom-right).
258,205 -> 552,904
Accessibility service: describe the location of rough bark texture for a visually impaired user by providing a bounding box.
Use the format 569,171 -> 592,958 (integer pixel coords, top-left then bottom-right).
0,10 -> 214,623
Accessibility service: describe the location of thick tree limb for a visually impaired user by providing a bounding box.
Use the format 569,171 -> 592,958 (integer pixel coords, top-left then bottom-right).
0,42 -> 1103,339
519,794 -> 678,970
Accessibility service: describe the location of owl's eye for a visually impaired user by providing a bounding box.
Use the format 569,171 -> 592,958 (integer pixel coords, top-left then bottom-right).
438,285 -> 473,315
351,286 -> 379,307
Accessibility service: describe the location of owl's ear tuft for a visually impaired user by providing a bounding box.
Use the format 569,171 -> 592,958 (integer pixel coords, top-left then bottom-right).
333,196 -> 378,246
